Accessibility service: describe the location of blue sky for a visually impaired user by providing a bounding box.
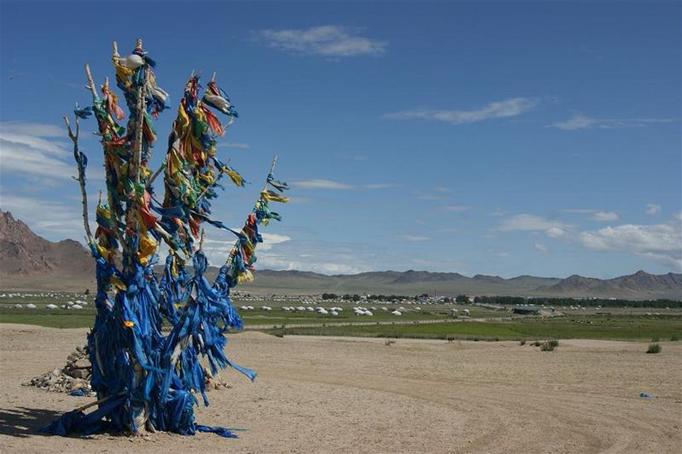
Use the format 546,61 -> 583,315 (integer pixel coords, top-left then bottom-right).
1,0 -> 680,278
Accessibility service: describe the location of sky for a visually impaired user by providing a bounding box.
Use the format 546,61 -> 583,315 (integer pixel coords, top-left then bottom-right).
0,0 -> 680,278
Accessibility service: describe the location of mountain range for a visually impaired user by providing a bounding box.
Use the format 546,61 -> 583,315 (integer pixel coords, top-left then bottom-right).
1,210 -> 680,300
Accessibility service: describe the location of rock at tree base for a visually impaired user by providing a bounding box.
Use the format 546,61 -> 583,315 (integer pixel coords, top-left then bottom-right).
24,345 -> 231,395
23,345 -> 95,395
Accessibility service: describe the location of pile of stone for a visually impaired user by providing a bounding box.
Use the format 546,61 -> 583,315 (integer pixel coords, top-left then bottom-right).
23,346 -> 95,396
24,345 -> 231,395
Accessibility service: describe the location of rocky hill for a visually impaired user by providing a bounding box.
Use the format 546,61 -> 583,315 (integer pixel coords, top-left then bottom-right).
0,210 -> 680,299
0,210 -> 93,290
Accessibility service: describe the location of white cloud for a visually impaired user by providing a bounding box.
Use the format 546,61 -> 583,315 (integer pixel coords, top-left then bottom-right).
548,114 -> 675,130
534,242 -> 548,253
218,142 -> 250,150
0,122 -> 75,179
499,214 -> 571,238
563,208 -> 596,214
259,232 -> 292,251
580,222 -> 682,270
257,25 -> 386,57
0,122 -> 64,138
291,179 -> 391,190
545,227 -> 567,238
0,121 -> 105,181
0,193 -> 93,240
201,232 -> 293,266
563,208 -> 619,222
256,252 -> 367,274
363,183 -> 393,189
291,179 -> 354,190
591,211 -> 619,222
400,234 -> 430,242
384,97 -> 537,125
646,203 -> 661,215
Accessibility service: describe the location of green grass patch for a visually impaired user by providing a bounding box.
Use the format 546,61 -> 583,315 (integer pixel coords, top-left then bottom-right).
262,315 -> 682,342
0,311 -> 95,329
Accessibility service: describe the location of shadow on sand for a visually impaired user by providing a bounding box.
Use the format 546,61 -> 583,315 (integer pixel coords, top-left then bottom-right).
0,407 -> 63,438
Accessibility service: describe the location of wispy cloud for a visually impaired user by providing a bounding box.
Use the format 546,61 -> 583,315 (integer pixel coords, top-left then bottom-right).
0,193 -> 93,240
415,192 -> 448,201
498,214 -> 571,238
247,238 -> 375,275
548,114 -> 675,130
0,122 -> 80,180
591,211 -> 619,222
384,97 -> 537,125
291,179 -> 392,190
218,142 -> 250,150
534,242 -> 548,253
201,232 -> 292,266
580,221 -> 682,270
401,234 -> 430,242
646,203 -> 661,215
443,205 -> 469,212
364,183 -> 393,189
291,179 -> 354,190
0,122 -> 64,138
563,208 -> 619,222
256,25 -> 386,57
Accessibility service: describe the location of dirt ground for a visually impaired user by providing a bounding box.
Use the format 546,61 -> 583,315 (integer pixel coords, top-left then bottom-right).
0,324 -> 680,453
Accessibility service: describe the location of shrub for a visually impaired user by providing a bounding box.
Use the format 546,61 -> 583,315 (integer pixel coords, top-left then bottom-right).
519,339 -> 526,346
540,341 -> 556,352
531,341 -> 542,347
646,343 -> 661,354
447,336 -> 455,343
548,339 -> 559,348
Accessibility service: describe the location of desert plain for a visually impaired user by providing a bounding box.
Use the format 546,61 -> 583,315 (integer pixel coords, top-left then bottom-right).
0,323 -> 680,453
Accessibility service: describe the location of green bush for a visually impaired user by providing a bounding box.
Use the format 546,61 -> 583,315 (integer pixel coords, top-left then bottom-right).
519,339 -> 526,346
540,341 -> 556,352
646,343 -> 661,354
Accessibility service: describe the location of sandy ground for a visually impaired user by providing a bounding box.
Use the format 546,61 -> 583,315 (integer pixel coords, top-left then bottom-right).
0,324 -> 680,453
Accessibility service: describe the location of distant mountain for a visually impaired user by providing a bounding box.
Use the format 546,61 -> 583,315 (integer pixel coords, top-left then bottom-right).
0,210 -> 680,300
539,270 -> 682,299
0,210 -> 94,290
242,269 -> 681,299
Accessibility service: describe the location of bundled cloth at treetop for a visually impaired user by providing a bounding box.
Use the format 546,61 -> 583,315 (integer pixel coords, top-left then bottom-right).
42,38 -> 289,439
